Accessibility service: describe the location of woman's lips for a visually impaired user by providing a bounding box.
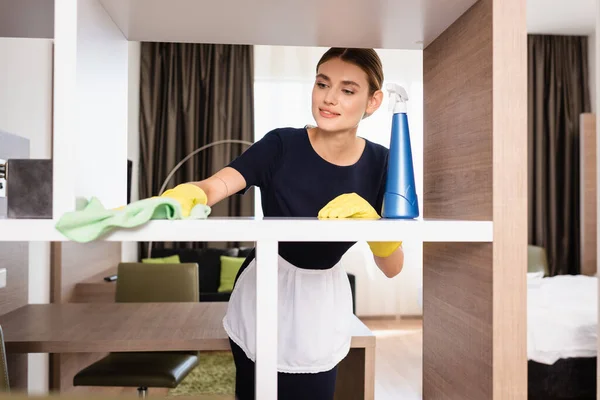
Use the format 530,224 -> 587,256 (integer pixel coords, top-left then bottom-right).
319,109 -> 340,118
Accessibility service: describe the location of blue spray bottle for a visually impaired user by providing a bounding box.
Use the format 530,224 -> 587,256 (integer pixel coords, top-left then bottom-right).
381,83 -> 419,219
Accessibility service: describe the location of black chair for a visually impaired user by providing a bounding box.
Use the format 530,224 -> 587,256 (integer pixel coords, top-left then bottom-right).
73,262 -> 200,397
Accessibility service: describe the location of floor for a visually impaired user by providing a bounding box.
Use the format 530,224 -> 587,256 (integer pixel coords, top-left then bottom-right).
72,317 -> 423,399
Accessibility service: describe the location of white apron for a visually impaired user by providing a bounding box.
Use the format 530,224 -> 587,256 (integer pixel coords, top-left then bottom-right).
222,255 -> 354,374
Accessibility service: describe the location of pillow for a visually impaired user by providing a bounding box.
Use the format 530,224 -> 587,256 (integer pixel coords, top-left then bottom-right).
141,254 -> 181,264
527,271 -> 544,280
218,256 -> 245,293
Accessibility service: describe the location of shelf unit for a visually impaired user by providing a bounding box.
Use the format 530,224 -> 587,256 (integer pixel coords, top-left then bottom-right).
1,0 -> 527,399
0,218 -> 494,242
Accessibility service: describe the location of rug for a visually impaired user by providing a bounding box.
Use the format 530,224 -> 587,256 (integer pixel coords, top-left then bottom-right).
168,351 -> 236,397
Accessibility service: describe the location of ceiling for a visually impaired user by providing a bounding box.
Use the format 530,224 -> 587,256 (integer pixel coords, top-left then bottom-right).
527,0 -> 596,35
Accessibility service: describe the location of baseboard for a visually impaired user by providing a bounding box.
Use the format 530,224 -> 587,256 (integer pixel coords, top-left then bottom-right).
359,314 -> 423,321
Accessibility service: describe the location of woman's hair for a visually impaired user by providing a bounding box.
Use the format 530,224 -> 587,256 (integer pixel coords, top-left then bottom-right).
316,48 -> 384,95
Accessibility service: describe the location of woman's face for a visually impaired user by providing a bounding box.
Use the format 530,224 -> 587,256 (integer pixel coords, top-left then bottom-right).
311,57 -> 382,133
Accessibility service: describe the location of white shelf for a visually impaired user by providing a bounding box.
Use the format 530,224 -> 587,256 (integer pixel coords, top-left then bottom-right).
0,217 -> 493,242
96,0 -> 477,49
1,0 -> 478,49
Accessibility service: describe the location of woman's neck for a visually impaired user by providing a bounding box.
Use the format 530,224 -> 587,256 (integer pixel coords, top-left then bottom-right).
308,127 -> 365,166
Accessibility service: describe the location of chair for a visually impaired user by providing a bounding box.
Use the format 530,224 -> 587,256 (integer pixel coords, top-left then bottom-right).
73,262 -> 200,397
528,245 -> 549,276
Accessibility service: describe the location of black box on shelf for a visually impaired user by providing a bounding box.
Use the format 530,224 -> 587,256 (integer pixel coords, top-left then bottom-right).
6,159 -> 53,219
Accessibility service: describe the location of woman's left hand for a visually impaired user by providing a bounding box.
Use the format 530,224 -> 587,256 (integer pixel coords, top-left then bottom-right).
317,193 -> 380,220
318,193 -> 404,269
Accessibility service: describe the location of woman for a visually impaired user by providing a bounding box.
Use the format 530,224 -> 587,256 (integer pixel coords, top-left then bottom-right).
162,47 -> 404,400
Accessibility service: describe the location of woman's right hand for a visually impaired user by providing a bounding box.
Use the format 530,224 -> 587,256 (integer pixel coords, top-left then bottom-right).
160,183 -> 208,217
161,167 -> 247,216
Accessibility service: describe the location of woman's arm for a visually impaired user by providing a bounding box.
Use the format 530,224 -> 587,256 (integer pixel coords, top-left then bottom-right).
188,167 -> 247,207
373,245 -> 404,278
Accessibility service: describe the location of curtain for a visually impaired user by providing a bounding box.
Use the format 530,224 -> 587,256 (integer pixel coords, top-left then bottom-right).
139,42 -> 255,255
528,35 -> 591,276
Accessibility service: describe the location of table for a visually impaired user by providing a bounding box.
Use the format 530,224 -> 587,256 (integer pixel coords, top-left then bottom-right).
0,302 -> 375,399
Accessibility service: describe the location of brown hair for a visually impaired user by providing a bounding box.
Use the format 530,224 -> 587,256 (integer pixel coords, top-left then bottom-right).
316,48 -> 384,95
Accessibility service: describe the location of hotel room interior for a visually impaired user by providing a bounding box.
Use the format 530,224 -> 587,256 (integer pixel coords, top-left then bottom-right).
0,0 -> 598,399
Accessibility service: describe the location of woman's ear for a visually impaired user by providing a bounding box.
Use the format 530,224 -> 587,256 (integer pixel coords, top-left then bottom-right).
364,89 -> 384,118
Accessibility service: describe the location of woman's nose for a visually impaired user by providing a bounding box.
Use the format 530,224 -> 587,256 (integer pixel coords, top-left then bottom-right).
324,90 -> 337,105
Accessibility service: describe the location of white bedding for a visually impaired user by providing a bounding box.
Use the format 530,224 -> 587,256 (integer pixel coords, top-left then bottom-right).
527,272 -> 597,365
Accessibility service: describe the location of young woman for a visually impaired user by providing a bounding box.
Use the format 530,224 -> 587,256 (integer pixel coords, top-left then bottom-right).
162,47 -> 404,400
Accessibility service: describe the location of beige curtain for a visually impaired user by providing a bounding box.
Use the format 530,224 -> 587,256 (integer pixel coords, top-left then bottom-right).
139,42 -> 255,253
528,35 -> 591,275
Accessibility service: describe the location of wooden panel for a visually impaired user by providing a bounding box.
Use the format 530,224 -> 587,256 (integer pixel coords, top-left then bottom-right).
492,0 -> 527,396
0,242 -> 28,393
423,0 -> 527,398
580,113 -> 596,276
335,348 -> 367,400
51,241 -> 121,304
49,241 -> 121,393
423,243 -> 492,399
423,2 -> 493,396
423,0 -> 492,221
71,267 -> 116,303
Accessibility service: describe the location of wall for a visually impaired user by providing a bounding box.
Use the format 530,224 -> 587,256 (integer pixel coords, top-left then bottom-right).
0,37 -> 53,394
253,45 -> 424,316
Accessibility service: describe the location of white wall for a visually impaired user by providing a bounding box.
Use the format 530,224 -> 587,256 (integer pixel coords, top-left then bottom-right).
121,41 -> 141,262
0,37 -> 53,394
253,46 -> 424,316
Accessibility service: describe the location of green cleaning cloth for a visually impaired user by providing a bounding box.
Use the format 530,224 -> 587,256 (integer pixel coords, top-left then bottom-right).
55,196 -> 211,243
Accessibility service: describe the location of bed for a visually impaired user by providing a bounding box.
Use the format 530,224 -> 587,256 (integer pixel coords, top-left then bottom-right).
527,246 -> 597,399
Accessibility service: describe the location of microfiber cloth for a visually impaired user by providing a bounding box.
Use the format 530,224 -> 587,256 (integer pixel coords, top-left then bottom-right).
55,196 -> 211,243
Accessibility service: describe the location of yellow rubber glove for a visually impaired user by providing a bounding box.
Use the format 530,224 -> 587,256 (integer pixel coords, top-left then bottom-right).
317,193 -> 380,220
160,183 -> 208,218
318,193 -> 402,258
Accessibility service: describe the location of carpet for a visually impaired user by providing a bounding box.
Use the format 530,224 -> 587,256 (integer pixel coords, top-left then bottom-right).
168,351 -> 236,397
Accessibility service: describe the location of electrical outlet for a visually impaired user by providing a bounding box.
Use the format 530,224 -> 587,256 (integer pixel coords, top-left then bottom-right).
0,269 -> 7,289
0,158 -> 5,198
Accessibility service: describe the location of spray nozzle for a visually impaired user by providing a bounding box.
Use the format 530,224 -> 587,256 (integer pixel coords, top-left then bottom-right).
386,83 -> 409,113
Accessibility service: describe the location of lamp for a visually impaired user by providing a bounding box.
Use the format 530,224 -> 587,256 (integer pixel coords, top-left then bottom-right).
146,139 -> 254,260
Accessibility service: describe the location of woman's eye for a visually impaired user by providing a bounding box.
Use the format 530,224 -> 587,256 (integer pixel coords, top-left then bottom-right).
343,89 -> 354,95
316,82 -> 327,88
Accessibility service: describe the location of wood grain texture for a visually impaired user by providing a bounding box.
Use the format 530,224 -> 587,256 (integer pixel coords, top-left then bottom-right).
423,243 -> 493,399
49,241 -> 121,392
0,242 -> 28,392
423,0 -> 527,398
580,113 -> 596,276
51,242 -> 121,303
0,303 -> 375,353
492,0 -> 527,396
72,267 -> 117,303
423,0 -> 492,221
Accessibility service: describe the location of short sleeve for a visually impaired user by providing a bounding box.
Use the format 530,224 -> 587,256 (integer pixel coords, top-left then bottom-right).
227,129 -> 284,193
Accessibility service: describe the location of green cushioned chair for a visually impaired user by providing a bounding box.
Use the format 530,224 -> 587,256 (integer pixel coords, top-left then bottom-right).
73,262 -> 200,397
528,245 -> 549,276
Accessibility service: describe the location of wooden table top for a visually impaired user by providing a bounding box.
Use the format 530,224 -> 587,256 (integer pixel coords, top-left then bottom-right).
0,302 -> 374,354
